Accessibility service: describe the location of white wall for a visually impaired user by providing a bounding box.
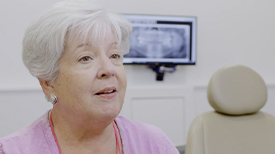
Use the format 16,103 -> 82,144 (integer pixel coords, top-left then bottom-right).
1,0 -> 275,146
2,0 -> 275,90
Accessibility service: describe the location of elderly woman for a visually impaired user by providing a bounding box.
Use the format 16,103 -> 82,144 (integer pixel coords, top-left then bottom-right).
0,1 -> 179,154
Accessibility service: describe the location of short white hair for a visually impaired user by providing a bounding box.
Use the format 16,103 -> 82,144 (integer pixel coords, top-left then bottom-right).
22,0 -> 132,83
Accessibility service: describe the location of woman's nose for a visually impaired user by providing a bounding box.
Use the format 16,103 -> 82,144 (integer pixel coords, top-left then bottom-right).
96,56 -> 115,79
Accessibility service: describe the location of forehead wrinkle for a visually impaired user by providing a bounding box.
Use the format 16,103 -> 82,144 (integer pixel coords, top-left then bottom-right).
72,43 -> 92,53
73,41 -> 119,54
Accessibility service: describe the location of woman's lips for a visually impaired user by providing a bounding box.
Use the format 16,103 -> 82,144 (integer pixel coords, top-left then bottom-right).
97,92 -> 116,99
96,86 -> 116,94
95,86 -> 117,99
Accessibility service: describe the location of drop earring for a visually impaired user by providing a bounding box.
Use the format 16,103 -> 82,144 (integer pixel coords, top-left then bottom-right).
50,93 -> 57,105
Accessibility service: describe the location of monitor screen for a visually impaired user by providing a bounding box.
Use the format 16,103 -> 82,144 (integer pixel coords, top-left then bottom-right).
122,14 -> 197,65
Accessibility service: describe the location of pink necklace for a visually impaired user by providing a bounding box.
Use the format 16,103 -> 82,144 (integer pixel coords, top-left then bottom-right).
50,111 -> 121,154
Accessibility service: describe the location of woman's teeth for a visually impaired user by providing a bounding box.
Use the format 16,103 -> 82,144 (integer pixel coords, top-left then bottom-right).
103,90 -> 114,94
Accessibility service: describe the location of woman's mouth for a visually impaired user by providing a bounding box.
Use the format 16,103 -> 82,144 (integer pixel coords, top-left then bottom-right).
95,87 -> 117,99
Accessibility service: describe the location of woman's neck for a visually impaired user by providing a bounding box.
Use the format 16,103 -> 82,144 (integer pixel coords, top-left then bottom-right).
49,109 -> 118,154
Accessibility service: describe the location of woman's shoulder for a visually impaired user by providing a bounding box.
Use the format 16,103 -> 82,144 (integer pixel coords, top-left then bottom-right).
116,116 -> 164,135
115,116 -> 179,154
0,111 -> 56,154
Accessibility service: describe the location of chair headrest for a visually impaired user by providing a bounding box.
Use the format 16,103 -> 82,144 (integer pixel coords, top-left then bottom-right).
207,65 -> 267,115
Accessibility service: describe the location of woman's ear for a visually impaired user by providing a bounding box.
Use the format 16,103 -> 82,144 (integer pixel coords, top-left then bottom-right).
38,78 -> 54,98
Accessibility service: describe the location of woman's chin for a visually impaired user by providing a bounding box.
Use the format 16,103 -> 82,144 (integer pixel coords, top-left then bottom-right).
100,102 -> 122,118
95,108 -> 120,122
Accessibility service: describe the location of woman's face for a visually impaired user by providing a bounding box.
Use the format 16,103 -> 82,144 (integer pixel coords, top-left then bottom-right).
52,32 -> 127,122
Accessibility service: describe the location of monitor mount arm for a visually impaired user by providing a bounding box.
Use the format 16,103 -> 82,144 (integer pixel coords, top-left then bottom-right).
149,64 -> 176,81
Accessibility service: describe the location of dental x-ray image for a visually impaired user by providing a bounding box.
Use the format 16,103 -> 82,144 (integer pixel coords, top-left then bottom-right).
122,14 -> 196,65
125,26 -> 189,59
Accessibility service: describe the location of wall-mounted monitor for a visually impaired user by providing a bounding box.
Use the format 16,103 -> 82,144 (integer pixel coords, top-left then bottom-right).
123,14 -> 197,65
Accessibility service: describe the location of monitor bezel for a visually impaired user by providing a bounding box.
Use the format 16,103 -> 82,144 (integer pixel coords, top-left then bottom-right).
122,13 -> 197,66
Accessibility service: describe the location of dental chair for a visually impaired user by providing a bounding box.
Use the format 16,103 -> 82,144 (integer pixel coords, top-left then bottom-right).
185,65 -> 275,154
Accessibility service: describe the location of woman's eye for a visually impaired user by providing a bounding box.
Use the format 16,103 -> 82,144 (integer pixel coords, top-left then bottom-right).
111,54 -> 120,59
79,56 -> 92,62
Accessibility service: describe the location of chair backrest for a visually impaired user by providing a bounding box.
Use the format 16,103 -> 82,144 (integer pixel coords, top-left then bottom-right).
185,65 -> 275,154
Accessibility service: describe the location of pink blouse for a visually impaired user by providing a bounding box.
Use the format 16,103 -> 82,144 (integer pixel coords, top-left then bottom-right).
0,111 -> 179,154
